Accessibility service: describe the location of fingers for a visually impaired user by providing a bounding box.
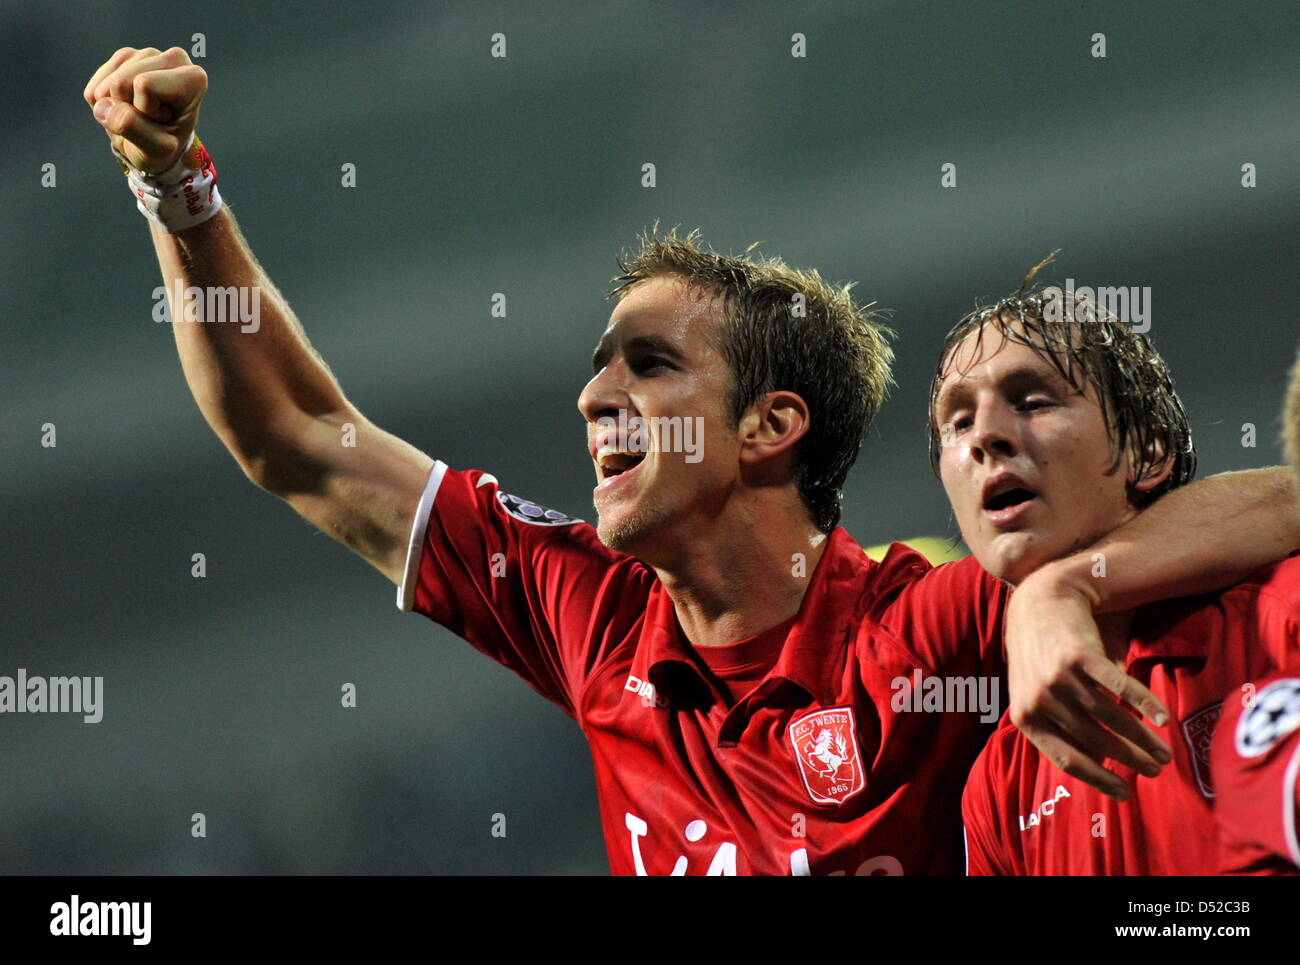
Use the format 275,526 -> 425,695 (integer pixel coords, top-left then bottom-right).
88,47 -> 192,116
95,101 -> 182,173
84,46 -> 138,107
1072,650 -> 1172,760
1021,715 -> 1132,802
1091,652 -> 1169,725
132,65 -> 206,123
85,46 -> 206,175
1021,686 -> 1148,771
1013,652 -> 1172,775
1073,687 -> 1172,773
1049,672 -> 1171,776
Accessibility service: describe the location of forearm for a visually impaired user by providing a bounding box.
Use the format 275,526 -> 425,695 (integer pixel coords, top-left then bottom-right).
151,207 -> 352,483
1035,467 -> 1300,612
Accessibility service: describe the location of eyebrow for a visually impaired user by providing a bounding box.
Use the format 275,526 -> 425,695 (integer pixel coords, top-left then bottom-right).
591,333 -> 687,374
935,364 -> 1072,414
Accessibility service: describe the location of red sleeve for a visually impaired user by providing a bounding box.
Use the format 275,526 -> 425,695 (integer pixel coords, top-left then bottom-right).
1211,673 -> 1300,874
962,731 -> 1014,875
397,461 -> 653,718
870,547 -> 1010,678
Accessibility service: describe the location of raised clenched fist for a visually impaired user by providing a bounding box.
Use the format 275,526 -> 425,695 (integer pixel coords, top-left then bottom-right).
84,46 -> 208,175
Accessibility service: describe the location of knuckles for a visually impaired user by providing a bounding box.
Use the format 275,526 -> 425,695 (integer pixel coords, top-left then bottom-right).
180,63 -> 208,94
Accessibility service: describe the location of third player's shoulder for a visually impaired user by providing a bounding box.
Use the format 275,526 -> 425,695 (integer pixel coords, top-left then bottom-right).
1218,552 -> 1300,622
1244,552 -> 1300,600
1141,553 -> 1300,629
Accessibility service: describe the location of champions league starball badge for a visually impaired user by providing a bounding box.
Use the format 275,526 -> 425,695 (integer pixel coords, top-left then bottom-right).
1236,678 -> 1300,758
497,491 -> 583,527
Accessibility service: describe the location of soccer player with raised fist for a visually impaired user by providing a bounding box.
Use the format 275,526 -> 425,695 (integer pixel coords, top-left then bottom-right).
86,48 -> 1300,874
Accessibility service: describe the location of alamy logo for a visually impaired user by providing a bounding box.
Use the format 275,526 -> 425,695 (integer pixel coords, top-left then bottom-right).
1042,280 -> 1151,332
152,279 -> 260,332
50,895 -> 150,945
595,410 -> 704,463
889,669 -> 1001,723
0,669 -> 102,723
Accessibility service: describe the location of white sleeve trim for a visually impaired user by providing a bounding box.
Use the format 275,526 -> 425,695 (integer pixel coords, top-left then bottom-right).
396,460 -> 449,612
1283,738 -> 1300,868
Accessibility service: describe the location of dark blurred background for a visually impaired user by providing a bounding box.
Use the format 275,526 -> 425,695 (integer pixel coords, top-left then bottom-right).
2,0 -> 1297,874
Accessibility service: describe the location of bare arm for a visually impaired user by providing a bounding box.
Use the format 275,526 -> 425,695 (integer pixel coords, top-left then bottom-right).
153,211 -> 433,583
1008,466 -> 1300,798
87,46 -> 432,584
1056,466 -> 1299,612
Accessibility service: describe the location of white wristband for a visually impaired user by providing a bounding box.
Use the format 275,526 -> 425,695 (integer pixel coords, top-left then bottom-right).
114,132 -> 223,233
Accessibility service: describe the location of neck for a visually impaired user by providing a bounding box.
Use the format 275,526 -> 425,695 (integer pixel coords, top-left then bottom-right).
652,500 -> 829,649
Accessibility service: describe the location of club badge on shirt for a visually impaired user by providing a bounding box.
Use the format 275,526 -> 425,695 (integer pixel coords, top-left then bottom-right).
1181,702 -> 1222,799
789,707 -> 865,806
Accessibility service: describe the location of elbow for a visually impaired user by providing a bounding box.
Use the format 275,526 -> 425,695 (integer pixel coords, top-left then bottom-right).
237,450 -> 278,493
233,411 -> 338,497
239,443 -> 325,498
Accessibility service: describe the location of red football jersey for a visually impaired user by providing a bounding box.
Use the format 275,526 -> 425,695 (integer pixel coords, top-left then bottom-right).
1211,669 -> 1300,874
962,559 -> 1300,875
399,462 -> 1009,875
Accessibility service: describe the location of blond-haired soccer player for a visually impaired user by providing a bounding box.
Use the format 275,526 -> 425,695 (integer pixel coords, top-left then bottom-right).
941,285 -> 1300,874
87,48 -> 1300,874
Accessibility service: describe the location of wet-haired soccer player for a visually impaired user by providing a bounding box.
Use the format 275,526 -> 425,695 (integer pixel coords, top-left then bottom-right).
1209,346 -> 1300,875
944,284 -> 1300,874
87,48 -> 1300,874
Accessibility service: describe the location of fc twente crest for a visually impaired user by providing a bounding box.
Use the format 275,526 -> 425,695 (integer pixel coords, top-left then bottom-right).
789,707 -> 865,806
1181,702 -> 1222,799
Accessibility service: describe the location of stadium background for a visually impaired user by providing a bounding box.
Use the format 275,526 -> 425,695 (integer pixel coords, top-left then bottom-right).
2,0 -> 1297,874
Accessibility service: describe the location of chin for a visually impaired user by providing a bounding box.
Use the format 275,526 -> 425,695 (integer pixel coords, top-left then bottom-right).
596,501 -> 672,557
978,532 -> 1054,586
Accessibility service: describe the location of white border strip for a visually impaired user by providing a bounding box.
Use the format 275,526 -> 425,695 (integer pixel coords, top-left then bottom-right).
397,460 -> 448,612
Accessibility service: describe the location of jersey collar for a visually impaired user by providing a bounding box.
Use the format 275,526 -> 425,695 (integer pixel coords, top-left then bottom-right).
637,526 -> 876,712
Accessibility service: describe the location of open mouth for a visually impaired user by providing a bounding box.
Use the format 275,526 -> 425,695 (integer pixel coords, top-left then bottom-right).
596,449 -> 647,489
981,475 -> 1038,525
984,487 -> 1035,512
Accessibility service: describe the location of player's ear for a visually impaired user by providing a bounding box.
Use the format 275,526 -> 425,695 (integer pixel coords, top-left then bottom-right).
1129,431 -> 1176,498
738,391 -> 810,466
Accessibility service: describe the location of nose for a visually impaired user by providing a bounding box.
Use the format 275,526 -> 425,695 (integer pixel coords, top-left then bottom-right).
578,360 -> 629,426
967,400 -> 1018,464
